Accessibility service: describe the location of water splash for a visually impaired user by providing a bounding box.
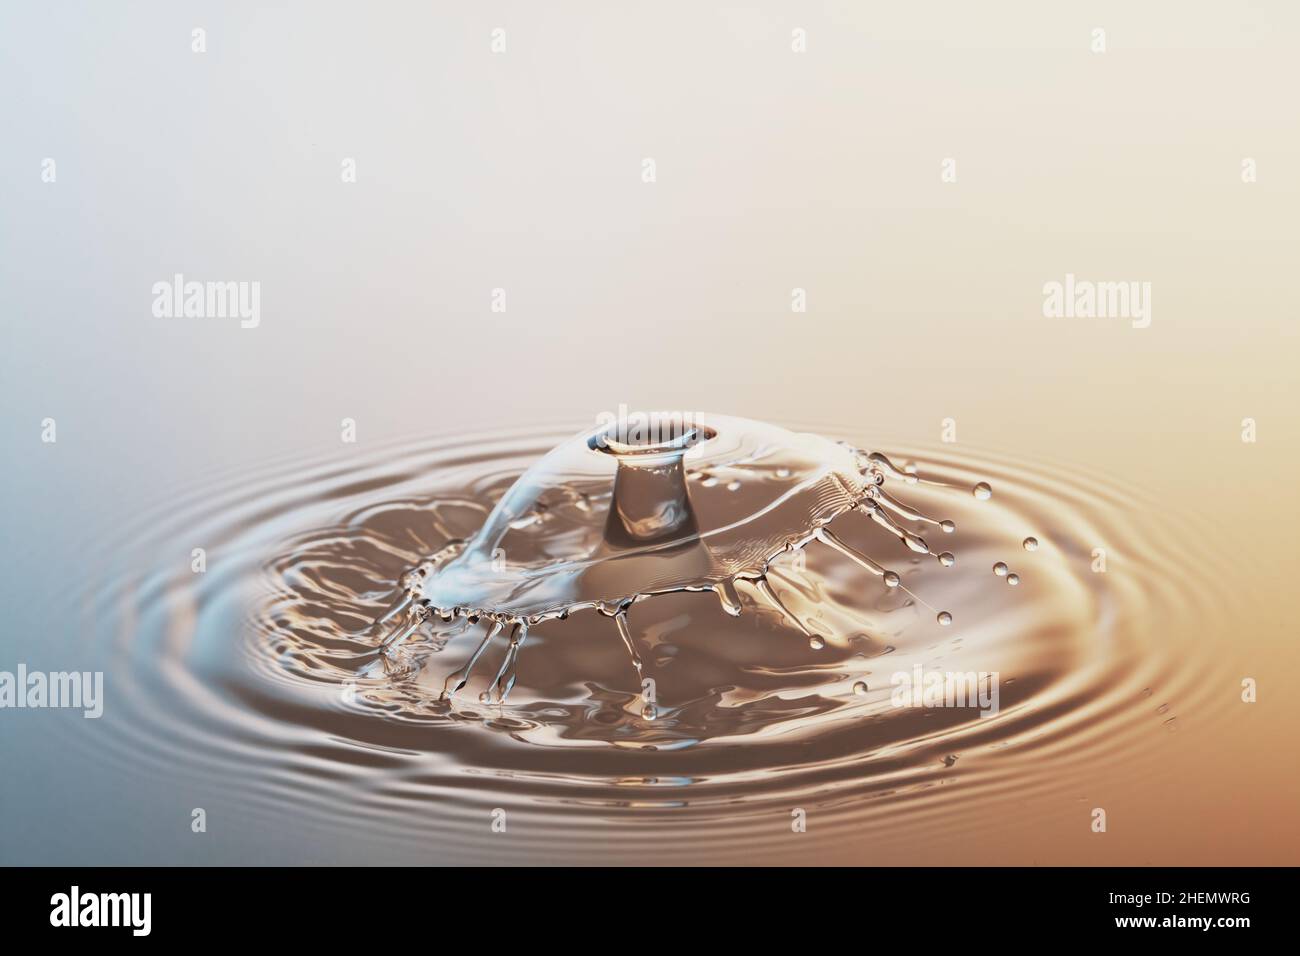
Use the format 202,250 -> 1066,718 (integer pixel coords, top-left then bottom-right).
21,419 -> 1235,865
366,414 -> 1015,723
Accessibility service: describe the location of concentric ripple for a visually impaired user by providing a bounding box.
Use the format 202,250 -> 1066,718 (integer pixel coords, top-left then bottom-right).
53,423 -> 1235,864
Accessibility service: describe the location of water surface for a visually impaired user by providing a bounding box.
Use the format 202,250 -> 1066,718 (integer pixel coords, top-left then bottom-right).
5,421 -> 1244,865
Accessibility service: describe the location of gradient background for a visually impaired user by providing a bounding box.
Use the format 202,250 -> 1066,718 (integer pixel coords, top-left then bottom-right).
2,1 -> 1298,864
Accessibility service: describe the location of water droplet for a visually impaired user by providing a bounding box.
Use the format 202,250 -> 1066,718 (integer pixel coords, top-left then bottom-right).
726,480 -> 741,492
355,416 -> 1039,754
1022,536 -> 1039,551
1007,573 -> 1020,586
993,562 -> 1008,576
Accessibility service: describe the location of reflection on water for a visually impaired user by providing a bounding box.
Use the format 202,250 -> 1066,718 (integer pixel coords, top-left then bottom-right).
356,415 -> 1015,724
40,423 -> 1234,864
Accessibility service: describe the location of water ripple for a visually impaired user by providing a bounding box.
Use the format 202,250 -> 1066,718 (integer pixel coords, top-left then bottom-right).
58,423 -> 1234,863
